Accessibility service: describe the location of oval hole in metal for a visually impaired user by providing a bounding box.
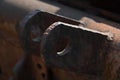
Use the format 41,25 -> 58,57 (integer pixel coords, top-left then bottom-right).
56,37 -> 70,56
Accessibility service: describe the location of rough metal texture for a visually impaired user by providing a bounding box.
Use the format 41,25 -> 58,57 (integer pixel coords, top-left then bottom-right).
0,0 -> 120,80
13,10 -> 81,80
0,17 -> 24,80
11,50 -> 48,80
78,18 -> 120,80
16,10 -> 120,80
18,10 -> 80,51
41,22 -> 112,76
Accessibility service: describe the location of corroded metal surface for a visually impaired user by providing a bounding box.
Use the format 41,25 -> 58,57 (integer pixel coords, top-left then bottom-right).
11,50 -> 48,80
13,10 -> 81,80
0,17 -> 24,80
16,10 -> 120,80
78,18 -> 120,80
0,0 -> 120,79
17,10 -> 80,51
41,22 -> 112,76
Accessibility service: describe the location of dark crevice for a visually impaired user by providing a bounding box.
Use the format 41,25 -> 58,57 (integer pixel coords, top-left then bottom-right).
37,63 -> 42,69
47,69 -> 55,80
41,73 -> 46,79
117,67 -> 120,80
0,66 -> 2,76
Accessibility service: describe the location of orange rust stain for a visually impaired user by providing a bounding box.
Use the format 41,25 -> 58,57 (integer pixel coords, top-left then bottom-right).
0,16 -> 24,80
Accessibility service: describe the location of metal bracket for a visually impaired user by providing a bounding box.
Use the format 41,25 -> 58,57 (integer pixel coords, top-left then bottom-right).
17,10 -> 80,51
41,22 -> 112,76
